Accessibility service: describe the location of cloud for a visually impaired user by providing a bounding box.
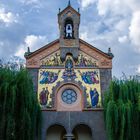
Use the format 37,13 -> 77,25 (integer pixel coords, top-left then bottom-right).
0,41 -> 17,59
118,36 -> 128,43
77,0 -> 140,77
80,32 -> 90,41
15,35 -> 48,58
24,35 -> 47,50
0,8 -> 18,25
97,0 -> 131,16
137,65 -> 140,74
78,0 -> 96,9
19,0 -> 39,5
129,11 -> 140,52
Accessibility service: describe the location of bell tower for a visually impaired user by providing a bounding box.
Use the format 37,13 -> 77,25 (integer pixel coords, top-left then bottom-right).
58,1 -> 80,61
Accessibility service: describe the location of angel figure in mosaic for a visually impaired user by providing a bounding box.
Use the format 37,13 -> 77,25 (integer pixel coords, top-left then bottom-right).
40,70 -> 60,84
78,70 -> 99,84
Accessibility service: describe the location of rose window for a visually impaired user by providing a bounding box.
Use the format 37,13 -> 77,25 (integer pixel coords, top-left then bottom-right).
61,89 -> 77,104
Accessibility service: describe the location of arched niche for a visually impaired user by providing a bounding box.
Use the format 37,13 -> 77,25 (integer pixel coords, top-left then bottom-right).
64,18 -> 74,39
72,124 -> 92,140
46,124 -> 66,140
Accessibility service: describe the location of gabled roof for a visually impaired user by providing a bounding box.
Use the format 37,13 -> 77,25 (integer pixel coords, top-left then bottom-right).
79,39 -> 113,59
25,38 -> 113,59
25,39 -> 59,59
58,5 -> 80,17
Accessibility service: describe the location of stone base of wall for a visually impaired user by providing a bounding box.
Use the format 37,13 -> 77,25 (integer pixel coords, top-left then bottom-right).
41,110 -> 107,140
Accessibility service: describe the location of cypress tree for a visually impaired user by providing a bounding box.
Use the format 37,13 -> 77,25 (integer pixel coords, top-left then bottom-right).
104,79 -> 140,140
0,68 -> 41,140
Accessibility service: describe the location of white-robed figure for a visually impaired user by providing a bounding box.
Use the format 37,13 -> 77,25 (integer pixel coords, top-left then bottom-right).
66,24 -> 73,38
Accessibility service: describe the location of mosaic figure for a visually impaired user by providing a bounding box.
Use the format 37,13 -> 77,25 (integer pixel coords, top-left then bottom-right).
62,56 -> 77,80
78,70 -> 99,84
54,53 -> 61,66
41,53 -> 62,66
79,54 -> 87,66
65,57 -> 73,70
77,53 -> 97,67
40,70 -> 60,84
90,88 -> 99,107
39,87 -> 49,106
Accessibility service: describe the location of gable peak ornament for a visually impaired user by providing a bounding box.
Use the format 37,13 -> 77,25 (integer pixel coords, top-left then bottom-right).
68,0 -> 71,6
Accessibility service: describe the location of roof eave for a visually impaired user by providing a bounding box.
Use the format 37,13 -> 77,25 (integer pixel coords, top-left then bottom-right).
79,39 -> 113,59
58,5 -> 80,17
25,39 -> 59,59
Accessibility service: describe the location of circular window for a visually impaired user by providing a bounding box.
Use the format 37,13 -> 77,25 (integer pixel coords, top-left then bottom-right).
61,89 -> 77,104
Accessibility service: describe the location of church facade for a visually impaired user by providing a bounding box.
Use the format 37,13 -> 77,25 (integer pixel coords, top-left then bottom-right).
25,2 -> 113,140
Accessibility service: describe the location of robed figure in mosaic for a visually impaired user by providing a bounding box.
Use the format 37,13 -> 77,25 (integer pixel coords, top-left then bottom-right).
39,87 -> 49,106
62,56 -> 76,80
90,88 -> 99,107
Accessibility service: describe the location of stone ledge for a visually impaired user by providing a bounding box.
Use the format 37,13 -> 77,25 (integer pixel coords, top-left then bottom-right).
41,108 -> 104,112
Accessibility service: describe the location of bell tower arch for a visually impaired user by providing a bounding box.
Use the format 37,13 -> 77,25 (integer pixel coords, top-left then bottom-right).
58,2 -> 80,62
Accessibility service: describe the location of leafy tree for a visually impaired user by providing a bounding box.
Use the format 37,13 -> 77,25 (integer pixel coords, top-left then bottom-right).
0,68 -> 41,140
104,79 -> 140,140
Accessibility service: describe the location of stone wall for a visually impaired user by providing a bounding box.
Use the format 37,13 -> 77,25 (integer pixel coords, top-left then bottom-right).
100,69 -> 112,103
41,111 -> 107,140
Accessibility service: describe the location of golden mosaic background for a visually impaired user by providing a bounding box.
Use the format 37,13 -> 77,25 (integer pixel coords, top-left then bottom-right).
38,68 -> 101,108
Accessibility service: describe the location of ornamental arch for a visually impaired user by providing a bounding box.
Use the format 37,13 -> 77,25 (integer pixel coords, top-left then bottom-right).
46,124 -> 66,140
52,81 -> 87,111
72,124 -> 92,140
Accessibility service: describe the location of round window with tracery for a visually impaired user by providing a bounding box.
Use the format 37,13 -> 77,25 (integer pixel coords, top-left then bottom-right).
61,89 -> 77,104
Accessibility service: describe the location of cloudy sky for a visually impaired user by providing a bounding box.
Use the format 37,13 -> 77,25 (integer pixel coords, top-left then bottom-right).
0,0 -> 140,77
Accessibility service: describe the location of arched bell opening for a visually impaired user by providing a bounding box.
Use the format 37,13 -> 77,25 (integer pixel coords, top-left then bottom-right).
46,124 -> 67,140
64,18 -> 74,39
72,124 -> 92,140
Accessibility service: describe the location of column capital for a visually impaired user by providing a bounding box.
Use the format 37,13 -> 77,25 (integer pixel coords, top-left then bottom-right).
64,133 -> 75,140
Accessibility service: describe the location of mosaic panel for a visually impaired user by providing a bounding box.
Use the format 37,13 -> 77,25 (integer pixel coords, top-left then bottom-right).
40,51 -> 63,66
76,51 -> 98,67
38,68 -> 101,109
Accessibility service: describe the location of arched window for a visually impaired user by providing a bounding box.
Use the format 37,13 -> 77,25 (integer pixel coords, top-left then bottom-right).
64,18 -> 74,39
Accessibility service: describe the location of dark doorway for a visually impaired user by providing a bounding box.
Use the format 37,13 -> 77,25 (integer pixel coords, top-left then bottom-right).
46,125 -> 66,140
72,124 -> 92,140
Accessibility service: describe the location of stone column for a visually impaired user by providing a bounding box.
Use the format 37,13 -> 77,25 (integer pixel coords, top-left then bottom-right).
64,133 -> 74,140
67,138 -> 72,140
